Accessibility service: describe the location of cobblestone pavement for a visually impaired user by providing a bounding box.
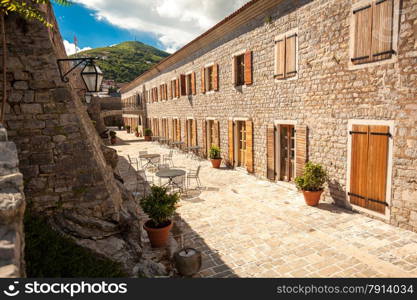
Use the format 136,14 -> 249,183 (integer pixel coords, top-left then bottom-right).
111,130 -> 417,278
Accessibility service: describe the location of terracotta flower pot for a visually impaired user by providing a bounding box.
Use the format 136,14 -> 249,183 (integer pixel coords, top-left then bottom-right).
144,220 -> 173,248
174,248 -> 202,276
135,132 -> 139,137
110,137 -> 116,145
302,190 -> 323,206
144,135 -> 152,141
210,158 -> 222,168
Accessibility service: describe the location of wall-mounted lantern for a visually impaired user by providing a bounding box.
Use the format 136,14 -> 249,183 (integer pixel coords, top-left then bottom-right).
57,57 -> 103,93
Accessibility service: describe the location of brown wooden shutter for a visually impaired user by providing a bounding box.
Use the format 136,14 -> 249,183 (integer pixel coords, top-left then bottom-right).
185,120 -> 189,147
232,56 -> 237,86
246,120 -> 254,173
201,67 -> 206,93
285,34 -> 297,77
228,120 -> 234,167
213,64 -> 219,91
367,125 -> 389,213
202,120 -> 207,158
213,120 -> 220,147
275,39 -> 285,78
244,51 -> 253,85
352,5 -> 373,65
191,72 -> 196,95
192,120 -> 197,146
180,74 -> 186,96
372,0 -> 394,61
266,125 -> 276,180
176,78 -> 180,97
295,125 -> 308,177
171,119 -> 174,140
169,82 -> 172,99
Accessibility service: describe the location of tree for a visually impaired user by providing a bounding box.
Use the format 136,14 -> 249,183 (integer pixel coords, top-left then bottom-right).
0,1 -> 72,122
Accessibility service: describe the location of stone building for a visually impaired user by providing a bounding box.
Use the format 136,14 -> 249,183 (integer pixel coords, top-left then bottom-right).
121,92 -> 146,134
121,0 -> 417,231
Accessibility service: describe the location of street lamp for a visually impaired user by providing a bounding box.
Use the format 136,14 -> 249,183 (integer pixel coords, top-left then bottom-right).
57,57 -> 103,93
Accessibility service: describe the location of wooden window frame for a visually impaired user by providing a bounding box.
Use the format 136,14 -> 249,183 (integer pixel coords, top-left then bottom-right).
346,119 -> 394,220
203,63 -> 218,94
274,28 -> 298,81
349,0 -> 400,70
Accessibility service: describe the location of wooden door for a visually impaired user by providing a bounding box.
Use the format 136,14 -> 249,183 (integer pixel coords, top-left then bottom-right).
279,125 -> 295,181
350,124 -> 389,214
237,121 -> 247,167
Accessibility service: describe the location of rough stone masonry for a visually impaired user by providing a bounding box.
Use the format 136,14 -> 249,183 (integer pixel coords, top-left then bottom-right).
0,4 -> 153,276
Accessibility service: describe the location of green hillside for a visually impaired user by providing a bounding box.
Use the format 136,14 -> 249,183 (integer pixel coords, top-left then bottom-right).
72,41 -> 170,83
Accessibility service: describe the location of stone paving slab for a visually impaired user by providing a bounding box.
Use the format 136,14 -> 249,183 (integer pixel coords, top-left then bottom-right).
111,130 -> 417,278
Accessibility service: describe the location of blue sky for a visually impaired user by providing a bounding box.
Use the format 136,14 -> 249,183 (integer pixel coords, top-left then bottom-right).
53,3 -> 160,52
53,0 -> 250,54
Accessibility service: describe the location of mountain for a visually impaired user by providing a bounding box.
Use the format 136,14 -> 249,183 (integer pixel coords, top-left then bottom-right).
72,41 -> 170,83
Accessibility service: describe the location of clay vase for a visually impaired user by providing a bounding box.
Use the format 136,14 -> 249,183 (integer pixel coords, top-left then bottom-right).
302,190 -> 323,206
144,135 -> 152,141
144,220 -> 173,248
210,158 -> 222,168
174,248 -> 202,277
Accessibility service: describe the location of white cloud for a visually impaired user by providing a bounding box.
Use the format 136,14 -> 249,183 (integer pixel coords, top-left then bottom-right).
63,39 -> 92,55
72,0 -> 251,53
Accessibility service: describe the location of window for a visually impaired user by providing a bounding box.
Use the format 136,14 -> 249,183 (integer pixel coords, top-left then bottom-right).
201,64 -> 218,93
232,51 -> 252,86
274,32 -> 297,79
351,0 -> 396,66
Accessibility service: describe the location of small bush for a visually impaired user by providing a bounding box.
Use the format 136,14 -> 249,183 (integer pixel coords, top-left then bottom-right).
295,162 -> 328,192
109,130 -> 116,138
209,145 -> 221,159
24,212 -> 127,277
140,186 -> 179,228
144,128 -> 152,136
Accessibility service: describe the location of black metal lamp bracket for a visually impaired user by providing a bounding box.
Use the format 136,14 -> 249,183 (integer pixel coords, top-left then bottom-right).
56,57 -> 96,83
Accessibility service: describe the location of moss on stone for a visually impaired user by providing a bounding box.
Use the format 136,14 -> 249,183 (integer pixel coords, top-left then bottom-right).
24,212 -> 127,277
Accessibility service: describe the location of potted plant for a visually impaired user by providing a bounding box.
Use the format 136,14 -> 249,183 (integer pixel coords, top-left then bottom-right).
135,126 -> 140,137
126,125 -> 131,133
144,128 -> 152,141
295,162 -> 328,206
109,130 -> 117,145
140,186 -> 179,248
209,145 -> 222,168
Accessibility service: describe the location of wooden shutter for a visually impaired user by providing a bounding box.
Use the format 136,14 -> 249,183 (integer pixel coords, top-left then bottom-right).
180,74 -> 186,96
246,120 -> 254,173
285,34 -> 297,77
169,82 -> 173,99
185,120 -> 189,147
192,120 -> 197,146
191,72 -> 196,95
295,125 -> 308,177
213,64 -> 219,91
175,79 -> 180,97
372,0 -> 394,61
367,125 -> 389,213
352,5 -> 373,64
228,120 -> 234,166
201,67 -> 206,93
232,56 -> 237,86
171,119 -> 174,140
202,120 -> 207,158
266,125 -> 276,180
350,125 -> 369,209
275,39 -> 285,78
244,51 -> 253,85
213,120 -> 220,147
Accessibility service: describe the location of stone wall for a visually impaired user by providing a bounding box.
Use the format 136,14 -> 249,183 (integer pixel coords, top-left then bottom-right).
0,125 -> 25,278
1,4 -> 148,275
122,0 -> 417,231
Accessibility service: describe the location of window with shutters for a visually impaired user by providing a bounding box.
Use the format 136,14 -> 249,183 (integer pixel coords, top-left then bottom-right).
274,29 -> 298,80
232,50 -> 253,86
202,64 -> 219,93
350,0 -> 399,68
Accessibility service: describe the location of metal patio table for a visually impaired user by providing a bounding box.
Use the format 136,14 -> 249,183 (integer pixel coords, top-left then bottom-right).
187,146 -> 202,158
139,154 -> 161,169
156,169 -> 186,191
